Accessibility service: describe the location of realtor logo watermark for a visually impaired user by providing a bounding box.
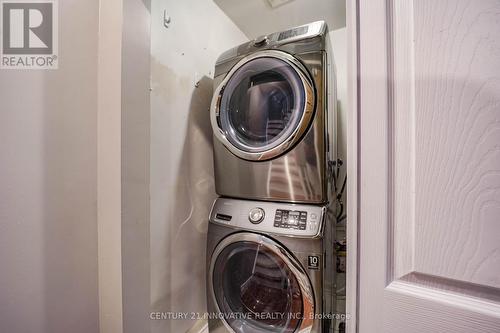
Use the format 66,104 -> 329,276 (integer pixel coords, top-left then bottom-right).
0,0 -> 58,69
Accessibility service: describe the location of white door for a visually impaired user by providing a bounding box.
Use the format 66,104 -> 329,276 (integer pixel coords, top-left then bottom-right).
352,0 -> 500,332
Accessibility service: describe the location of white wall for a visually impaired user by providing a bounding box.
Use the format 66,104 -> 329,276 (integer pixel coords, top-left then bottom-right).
331,27 -> 347,181
149,0 -> 247,332
0,0 -> 100,332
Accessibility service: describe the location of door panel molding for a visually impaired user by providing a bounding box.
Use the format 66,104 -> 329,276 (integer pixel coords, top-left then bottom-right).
386,0 -> 416,283
398,272 -> 500,305
384,280 -> 500,332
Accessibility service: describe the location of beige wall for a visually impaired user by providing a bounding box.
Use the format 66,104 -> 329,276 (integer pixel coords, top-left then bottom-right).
149,0 -> 247,332
0,0 -> 100,332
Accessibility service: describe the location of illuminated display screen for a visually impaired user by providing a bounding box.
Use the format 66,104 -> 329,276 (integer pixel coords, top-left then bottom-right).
287,211 -> 300,225
274,209 -> 307,230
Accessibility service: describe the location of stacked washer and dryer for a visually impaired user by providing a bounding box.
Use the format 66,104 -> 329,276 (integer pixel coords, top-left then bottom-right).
206,21 -> 340,333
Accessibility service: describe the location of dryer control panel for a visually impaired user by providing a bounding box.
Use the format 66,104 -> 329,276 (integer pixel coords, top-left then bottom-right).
210,198 -> 325,238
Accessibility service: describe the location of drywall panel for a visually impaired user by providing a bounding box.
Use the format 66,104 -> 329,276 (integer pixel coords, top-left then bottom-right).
215,0 -> 346,38
0,0 -> 99,332
149,1 -> 247,332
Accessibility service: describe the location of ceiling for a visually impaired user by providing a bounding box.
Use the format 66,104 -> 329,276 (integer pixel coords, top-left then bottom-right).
214,0 -> 346,38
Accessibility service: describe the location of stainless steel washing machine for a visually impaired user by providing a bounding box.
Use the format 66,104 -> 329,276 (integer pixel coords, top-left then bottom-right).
206,198 -> 335,333
210,21 -> 337,204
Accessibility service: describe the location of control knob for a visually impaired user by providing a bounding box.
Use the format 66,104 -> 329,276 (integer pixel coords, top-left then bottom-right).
248,207 -> 265,224
253,35 -> 268,47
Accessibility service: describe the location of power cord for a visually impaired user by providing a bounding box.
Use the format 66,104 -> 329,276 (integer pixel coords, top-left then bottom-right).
330,158 -> 347,222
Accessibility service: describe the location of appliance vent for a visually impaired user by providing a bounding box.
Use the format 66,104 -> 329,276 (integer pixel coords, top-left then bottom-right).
266,0 -> 295,9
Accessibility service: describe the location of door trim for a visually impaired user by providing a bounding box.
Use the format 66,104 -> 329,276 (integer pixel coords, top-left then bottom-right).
346,0 -> 359,332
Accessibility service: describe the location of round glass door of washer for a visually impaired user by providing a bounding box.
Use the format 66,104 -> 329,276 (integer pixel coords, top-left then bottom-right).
210,233 -> 314,333
211,51 -> 315,161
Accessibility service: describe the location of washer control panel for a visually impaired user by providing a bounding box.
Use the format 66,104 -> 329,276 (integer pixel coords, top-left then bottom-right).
274,209 -> 307,229
210,198 -> 325,238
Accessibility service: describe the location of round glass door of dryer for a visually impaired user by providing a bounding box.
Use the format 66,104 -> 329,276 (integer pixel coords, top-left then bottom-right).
209,233 -> 314,333
211,51 -> 315,161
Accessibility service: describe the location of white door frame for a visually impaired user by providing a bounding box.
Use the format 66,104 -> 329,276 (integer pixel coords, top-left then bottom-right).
346,0 -> 359,332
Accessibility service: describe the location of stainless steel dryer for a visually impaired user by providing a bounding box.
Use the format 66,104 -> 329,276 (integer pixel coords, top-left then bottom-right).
206,198 -> 335,333
210,21 -> 337,204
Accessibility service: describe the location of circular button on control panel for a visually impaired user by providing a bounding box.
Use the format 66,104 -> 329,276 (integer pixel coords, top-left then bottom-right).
248,207 -> 265,224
